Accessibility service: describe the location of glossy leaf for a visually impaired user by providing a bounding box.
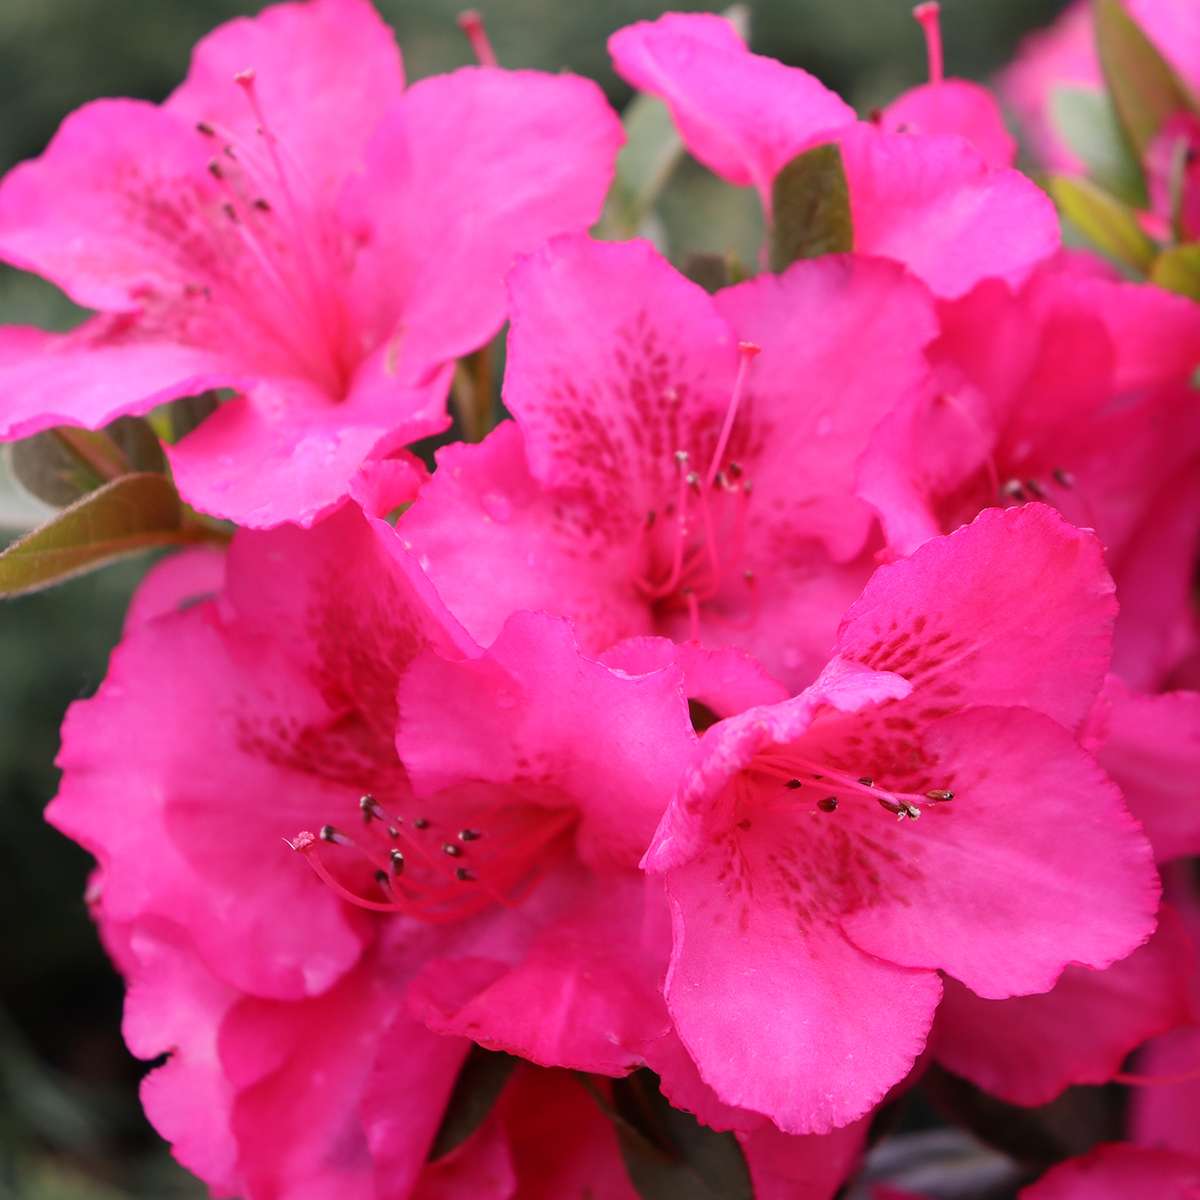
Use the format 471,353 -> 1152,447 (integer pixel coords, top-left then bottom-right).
0,473 -> 193,598
1094,0 -> 1198,157
769,142 -> 853,271
610,1070 -> 753,1200
1150,243 -> 1200,298
427,1047 -> 517,1161
1049,174 -> 1156,270
1050,86 -> 1147,205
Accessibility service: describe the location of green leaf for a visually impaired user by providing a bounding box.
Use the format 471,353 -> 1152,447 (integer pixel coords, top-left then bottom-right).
1150,243 -> 1200,298
0,473 -> 193,597
609,1070 -> 753,1200
1094,0 -> 1198,157
1050,86 -> 1147,205
769,143 -> 853,271
597,94 -> 686,240
1048,174 -> 1156,270
149,390 -> 221,444
427,1047 -> 518,1160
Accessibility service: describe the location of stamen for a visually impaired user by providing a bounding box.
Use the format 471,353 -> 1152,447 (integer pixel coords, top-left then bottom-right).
1001,479 -> 1027,503
1052,467 -> 1075,489
705,342 -> 761,489
913,2 -> 943,86
456,10 -> 499,67
196,121 -> 216,137
817,796 -> 839,812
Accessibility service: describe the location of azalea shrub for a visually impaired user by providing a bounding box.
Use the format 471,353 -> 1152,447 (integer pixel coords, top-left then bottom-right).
3,0 -> 1200,1197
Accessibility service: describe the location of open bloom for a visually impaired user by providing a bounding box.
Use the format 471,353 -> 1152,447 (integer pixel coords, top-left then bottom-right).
608,11 -> 1058,299
400,233 -> 937,692
0,0 -> 621,526
641,504 -> 1158,1133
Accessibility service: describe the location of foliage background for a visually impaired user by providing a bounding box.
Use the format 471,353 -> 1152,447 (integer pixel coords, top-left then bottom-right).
0,1 -> 1067,1195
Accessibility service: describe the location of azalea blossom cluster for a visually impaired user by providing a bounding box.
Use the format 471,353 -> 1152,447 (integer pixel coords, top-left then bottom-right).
4,0 -> 1200,1196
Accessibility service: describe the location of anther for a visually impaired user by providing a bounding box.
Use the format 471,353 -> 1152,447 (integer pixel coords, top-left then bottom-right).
785,779 -> 803,789
727,462 -> 744,479
223,145 -> 238,161
858,777 -> 874,788
359,794 -> 382,821
413,817 -> 430,830
458,829 -> 482,842
443,843 -> 463,857
196,121 -> 216,137
222,202 -> 239,223
818,796 -> 839,812
1001,479 -> 1027,502
686,471 -> 702,491
645,509 -> 657,528
253,196 -> 272,212
456,867 -> 477,882
1024,479 -> 1046,500
319,824 -> 350,845
390,848 -> 405,874
374,869 -> 391,891
1052,467 -> 1075,489
925,789 -> 954,801
207,160 -> 224,179
388,825 -> 400,839
674,450 -> 689,466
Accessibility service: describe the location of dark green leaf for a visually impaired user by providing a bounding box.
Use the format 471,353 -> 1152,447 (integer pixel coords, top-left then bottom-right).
428,1047 -> 518,1160
1094,0 -> 1198,157
1048,174 -> 1156,270
1050,85 -> 1147,205
0,473 -> 190,597
107,416 -> 167,475
9,433 -> 107,507
769,143 -> 853,271
1150,243 -> 1200,298
155,391 -> 221,444
610,1070 -> 753,1200
682,253 -> 734,294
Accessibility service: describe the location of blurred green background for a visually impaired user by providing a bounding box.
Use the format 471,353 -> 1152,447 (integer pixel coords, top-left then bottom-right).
0,1 -> 1066,1196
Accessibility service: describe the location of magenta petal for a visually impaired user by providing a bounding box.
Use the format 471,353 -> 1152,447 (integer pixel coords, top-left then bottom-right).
882,80 -> 1017,168
713,254 -> 938,561
608,13 -> 854,203
933,904 -> 1195,1105
346,68 -> 621,374
835,505 -> 1116,732
662,845 -> 942,1133
122,546 -> 226,634
838,124 -> 1060,298
167,367 -> 450,527
1021,1144 -> 1200,1200
739,1118 -> 869,1200
840,706 -> 1159,998
0,320 -> 239,440
166,0 -> 405,206
1131,1026 -> 1200,1155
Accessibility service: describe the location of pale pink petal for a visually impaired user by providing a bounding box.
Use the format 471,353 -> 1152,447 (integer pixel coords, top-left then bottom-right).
166,367 -> 450,527
166,0 -> 405,206
882,81 -> 1017,167
933,904 -> 1195,1104
713,254 -> 938,561
835,505 -> 1115,732
346,69 -> 622,375
840,706 -> 1159,998
1021,1144 -> 1200,1200
608,13 -> 854,204
838,124 -> 1060,298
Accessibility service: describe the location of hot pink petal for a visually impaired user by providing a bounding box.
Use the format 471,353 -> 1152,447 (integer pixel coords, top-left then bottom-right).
345,68 -> 622,375
712,254 -> 938,561
1020,1144 -> 1200,1200
165,0 -> 405,207
835,504 -> 1116,732
739,1118 -> 870,1200
933,903 -> 1195,1104
1130,1026 -> 1200,1154
166,367 -> 450,527
882,81 -> 1016,168
397,610 -> 695,872
122,546 -> 226,633
608,12 -> 854,205
412,1116 -> 515,1200
1092,678 -> 1200,862
398,422 -> 651,652
838,124 -> 1060,299
840,706 -> 1158,997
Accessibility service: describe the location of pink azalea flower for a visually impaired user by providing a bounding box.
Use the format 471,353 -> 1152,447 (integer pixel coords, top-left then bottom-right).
0,0 -> 621,526
1020,1143 -> 1200,1200
1001,0 -> 1200,173
858,255 -> 1200,689
609,11 -> 1058,298
640,505 -> 1158,1134
400,234 -> 937,693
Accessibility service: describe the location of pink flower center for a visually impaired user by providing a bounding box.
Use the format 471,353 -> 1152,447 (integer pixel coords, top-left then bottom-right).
187,71 -> 356,395
631,342 -> 761,637
288,793 -> 575,925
